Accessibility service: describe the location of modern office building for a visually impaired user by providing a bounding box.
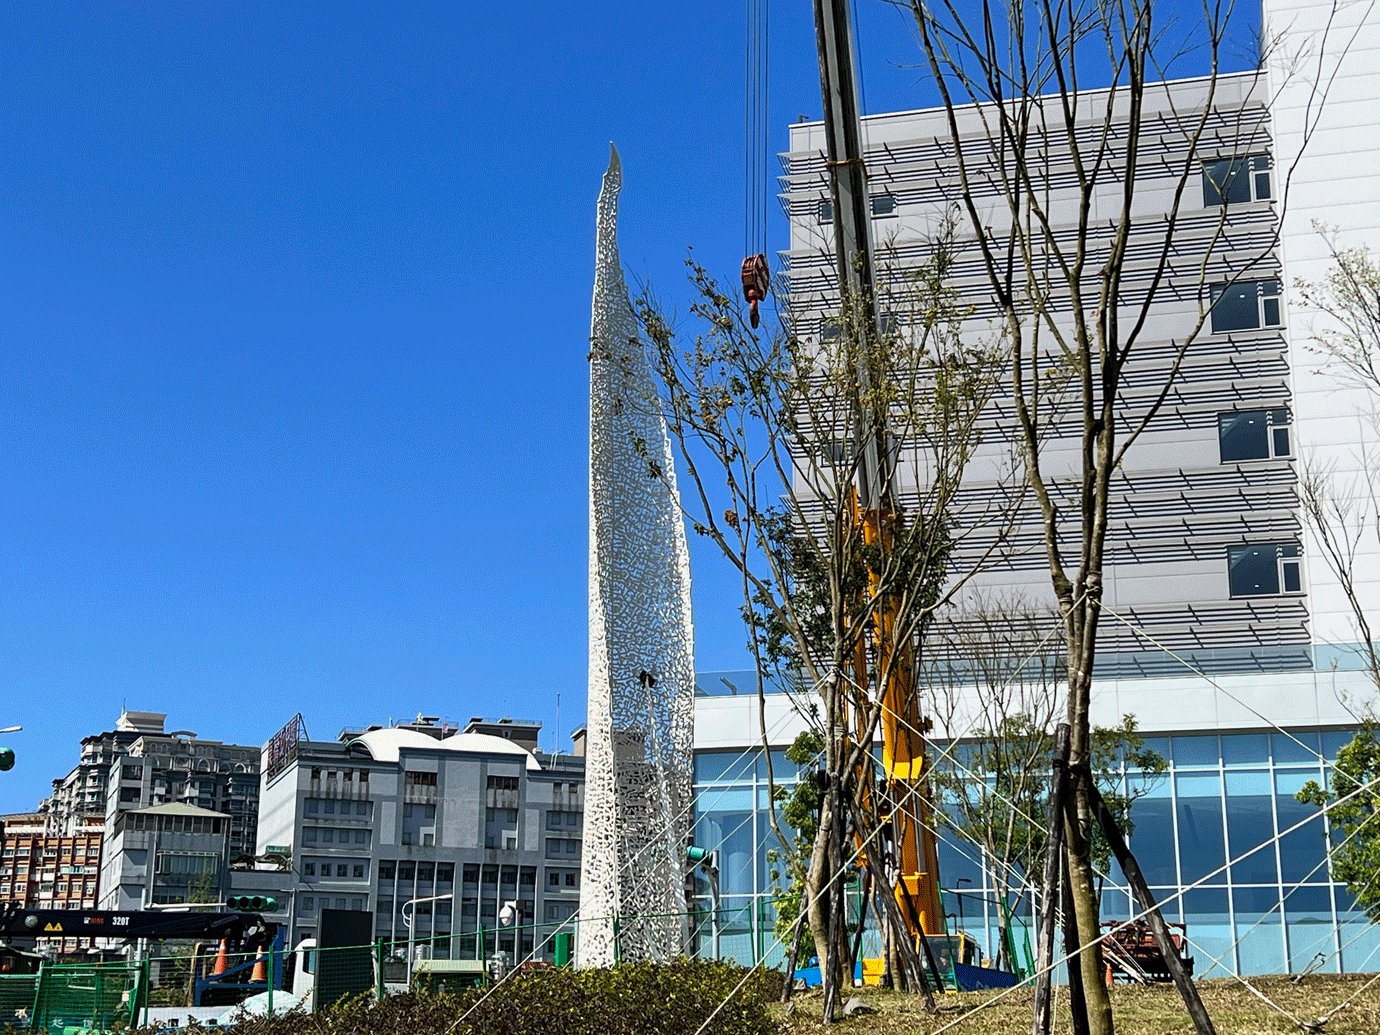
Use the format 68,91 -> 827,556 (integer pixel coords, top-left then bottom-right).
255,714 -> 585,962
689,0 -> 1380,977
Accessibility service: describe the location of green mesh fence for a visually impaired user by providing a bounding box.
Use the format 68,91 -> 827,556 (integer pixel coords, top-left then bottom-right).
0,973 -> 38,1028
31,962 -> 143,1034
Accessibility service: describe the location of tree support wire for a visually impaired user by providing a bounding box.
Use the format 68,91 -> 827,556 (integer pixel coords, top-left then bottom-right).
1088,780 -> 1216,1035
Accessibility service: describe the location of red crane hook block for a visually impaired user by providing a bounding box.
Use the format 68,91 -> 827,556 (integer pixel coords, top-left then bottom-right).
740,253 -> 770,328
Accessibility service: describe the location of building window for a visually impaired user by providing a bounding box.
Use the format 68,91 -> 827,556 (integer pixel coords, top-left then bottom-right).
565,872 -> 578,887
336,864 -> 348,877
405,771 -> 438,787
351,897 -> 364,911
437,864 -> 454,884
303,862 -> 315,876
353,864 -> 366,879
817,194 -> 897,223
378,861 -> 395,880
306,800 -> 320,814
1203,155 -> 1271,206
304,829 -> 318,843
549,872 -> 560,886
486,775 -> 518,792
1229,543 -> 1303,597
301,896 -> 315,913
1210,279 -> 1281,333
1219,409 -> 1291,462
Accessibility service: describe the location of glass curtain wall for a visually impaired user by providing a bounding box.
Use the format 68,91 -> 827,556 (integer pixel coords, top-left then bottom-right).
692,728 -> 1379,976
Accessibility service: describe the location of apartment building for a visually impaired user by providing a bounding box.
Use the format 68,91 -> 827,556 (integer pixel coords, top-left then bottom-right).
0,812 -> 103,953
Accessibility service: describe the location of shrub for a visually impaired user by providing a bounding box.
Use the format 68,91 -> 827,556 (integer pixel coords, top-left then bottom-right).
131,960 -> 782,1035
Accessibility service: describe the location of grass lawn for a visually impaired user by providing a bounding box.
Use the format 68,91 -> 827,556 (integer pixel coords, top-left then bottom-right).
771,974 -> 1380,1034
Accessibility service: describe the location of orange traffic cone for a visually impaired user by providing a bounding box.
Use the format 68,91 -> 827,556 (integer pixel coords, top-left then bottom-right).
250,950 -> 266,983
211,938 -> 229,976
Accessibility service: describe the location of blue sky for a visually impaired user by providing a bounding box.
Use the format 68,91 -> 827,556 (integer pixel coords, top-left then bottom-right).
0,2 -> 1258,811
0,1 -> 946,809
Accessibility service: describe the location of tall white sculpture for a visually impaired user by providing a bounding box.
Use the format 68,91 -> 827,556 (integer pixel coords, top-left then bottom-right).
579,145 -> 696,967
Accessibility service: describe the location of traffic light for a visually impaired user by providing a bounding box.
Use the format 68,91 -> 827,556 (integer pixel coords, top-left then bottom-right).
226,895 -> 278,912
0,748 -> 13,772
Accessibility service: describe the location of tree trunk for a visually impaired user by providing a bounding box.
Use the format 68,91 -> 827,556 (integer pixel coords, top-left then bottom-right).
1066,612 -> 1115,1035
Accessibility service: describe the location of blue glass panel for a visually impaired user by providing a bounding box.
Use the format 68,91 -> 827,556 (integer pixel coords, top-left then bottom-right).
1176,788 -> 1227,885
697,810 -> 756,896
1274,771 -> 1329,884
1321,730 -> 1360,761
1101,888 -> 1131,921
1172,735 -> 1221,768
1139,737 -> 1171,766
1272,731 -> 1321,764
1150,887 -> 1181,923
1233,886 -> 1286,975
697,785 -> 754,813
695,751 -> 757,784
1225,789 -> 1277,884
756,749 -> 796,781
1221,734 -> 1270,764
1130,797 -> 1177,885
1283,885 -> 1336,973
1183,888 -> 1233,978
1339,919 -> 1380,973
936,831 -> 983,888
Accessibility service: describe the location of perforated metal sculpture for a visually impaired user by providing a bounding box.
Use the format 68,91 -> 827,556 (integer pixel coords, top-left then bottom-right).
579,145 -> 695,967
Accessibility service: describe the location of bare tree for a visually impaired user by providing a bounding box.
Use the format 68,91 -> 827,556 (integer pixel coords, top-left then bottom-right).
903,1 -> 1288,1029
621,228 -> 1017,1017
1297,229 -> 1380,692
925,598 -> 1166,973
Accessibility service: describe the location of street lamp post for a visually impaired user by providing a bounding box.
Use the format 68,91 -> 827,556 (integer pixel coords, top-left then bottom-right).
954,878 -> 973,965
401,893 -> 453,989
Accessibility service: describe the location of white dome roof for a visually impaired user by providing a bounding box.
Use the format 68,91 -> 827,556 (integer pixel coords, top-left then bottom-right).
348,728 -> 540,770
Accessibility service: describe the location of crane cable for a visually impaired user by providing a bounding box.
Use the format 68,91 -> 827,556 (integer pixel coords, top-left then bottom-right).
744,0 -> 769,259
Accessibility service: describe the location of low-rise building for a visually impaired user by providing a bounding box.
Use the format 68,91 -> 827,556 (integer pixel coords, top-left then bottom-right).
256,714 -> 584,963
98,803 -> 231,909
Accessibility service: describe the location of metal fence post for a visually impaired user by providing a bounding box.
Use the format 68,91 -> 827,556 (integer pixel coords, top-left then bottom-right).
376,938 -> 385,1001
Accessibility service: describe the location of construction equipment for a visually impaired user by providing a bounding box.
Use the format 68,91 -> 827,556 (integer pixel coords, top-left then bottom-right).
0,903 -> 280,1007
740,253 -> 769,327
1101,919 -> 1195,984
813,0 -> 945,949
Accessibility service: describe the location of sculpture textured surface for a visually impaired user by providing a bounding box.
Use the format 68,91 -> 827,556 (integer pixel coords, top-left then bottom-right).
579,145 -> 695,966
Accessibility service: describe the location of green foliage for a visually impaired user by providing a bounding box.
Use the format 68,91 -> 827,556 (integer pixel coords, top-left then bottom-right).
766,731 -> 825,940
1298,722 -> 1380,920
132,961 -> 783,1035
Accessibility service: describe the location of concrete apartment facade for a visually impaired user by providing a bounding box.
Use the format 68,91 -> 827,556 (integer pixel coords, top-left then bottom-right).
0,812 -> 103,952
97,802 -> 232,909
691,0 -> 1380,977
43,711 -> 261,863
256,715 -> 585,962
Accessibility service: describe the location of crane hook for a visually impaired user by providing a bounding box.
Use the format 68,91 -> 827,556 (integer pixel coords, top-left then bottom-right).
740,253 -> 769,328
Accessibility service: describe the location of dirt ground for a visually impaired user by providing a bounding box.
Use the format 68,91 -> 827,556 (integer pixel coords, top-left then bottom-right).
771,974 -> 1380,1035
